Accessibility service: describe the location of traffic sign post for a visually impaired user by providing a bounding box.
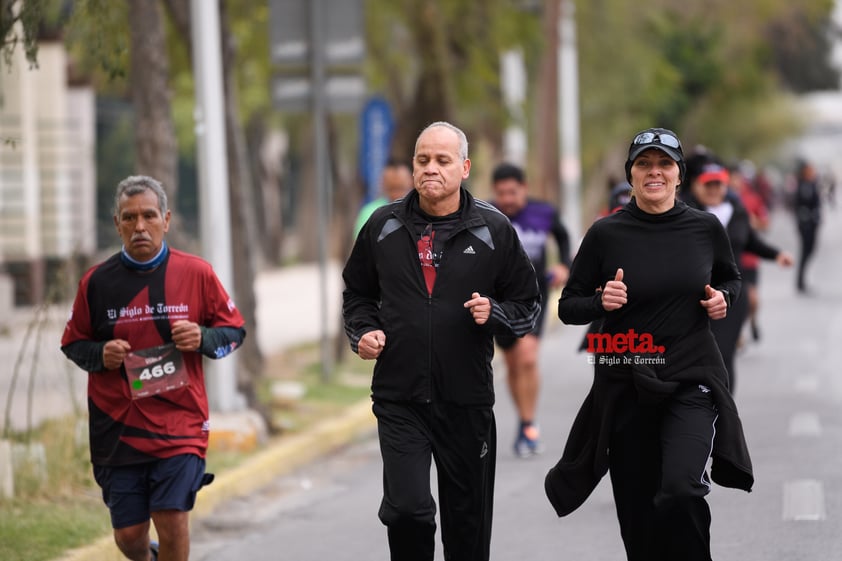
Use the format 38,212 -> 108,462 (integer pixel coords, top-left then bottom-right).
359,97 -> 394,203
269,0 -> 365,382
269,0 -> 365,114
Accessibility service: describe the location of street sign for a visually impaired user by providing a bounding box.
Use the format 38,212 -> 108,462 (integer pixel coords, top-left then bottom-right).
268,0 -> 367,381
270,0 -> 365,66
358,97 -> 394,201
271,74 -> 366,113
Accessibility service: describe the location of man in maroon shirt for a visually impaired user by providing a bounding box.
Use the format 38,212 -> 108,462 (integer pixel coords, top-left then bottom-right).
62,176 -> 245,561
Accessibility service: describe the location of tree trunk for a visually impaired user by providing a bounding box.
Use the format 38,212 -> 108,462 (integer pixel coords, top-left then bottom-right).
391,0 -> 455,160
533,0 -> 560,206
161,0 -> 264,410
250,117 -> 286,266
219,0 -> 264,401
127,0 -> 192,250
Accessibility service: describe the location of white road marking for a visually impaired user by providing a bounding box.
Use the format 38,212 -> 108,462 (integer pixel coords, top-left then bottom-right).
794,376 -> 819,394
788,412 -> 822,437
783,479 -> 826,521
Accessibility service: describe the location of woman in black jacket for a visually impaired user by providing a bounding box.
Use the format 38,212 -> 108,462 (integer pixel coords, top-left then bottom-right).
683,161 -> 793,393
547,128 -> 753,561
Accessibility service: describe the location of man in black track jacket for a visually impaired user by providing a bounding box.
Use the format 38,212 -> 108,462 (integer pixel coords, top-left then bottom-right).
343,121 -> 540,561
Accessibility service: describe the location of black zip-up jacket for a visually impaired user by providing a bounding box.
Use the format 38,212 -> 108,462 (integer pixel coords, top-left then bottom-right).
545,329 -> 753,517
343,187 -> 541,406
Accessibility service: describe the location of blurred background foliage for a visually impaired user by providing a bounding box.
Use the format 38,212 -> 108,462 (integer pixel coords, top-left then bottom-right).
1,0 -> 839,393
45,0 -> 841,229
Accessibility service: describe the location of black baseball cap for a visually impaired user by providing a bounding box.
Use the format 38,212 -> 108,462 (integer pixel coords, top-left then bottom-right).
625,127 -> 686,181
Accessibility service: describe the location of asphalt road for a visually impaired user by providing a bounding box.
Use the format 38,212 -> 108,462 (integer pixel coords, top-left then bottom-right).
189,200 -> 842,561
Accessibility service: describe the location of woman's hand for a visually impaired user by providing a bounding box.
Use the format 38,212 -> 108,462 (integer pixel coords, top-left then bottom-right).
700,284 -> 727,320
601,268 -> 627,311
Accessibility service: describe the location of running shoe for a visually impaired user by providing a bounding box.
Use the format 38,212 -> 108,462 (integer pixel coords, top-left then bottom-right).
513,422 -> 544,458
150,540 -> 159,561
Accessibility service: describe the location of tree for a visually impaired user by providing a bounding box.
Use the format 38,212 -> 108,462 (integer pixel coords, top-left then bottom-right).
126,1 -> 179,230
159,0 -> 265,408
365,0 -> 541,164
0,0 -> 47,68
64,0 -> 265,410
572,0 -> 839,216
766,5 -> 842,93
532,0 -> 560,204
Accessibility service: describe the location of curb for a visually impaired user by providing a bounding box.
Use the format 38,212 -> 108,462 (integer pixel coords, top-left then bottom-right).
53,399 -> 376,561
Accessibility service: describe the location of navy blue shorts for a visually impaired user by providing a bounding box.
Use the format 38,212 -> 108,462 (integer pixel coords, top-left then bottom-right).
93,454 -> 209,529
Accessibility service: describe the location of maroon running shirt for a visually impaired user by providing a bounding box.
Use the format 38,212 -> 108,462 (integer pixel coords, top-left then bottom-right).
62,249 -> 244,466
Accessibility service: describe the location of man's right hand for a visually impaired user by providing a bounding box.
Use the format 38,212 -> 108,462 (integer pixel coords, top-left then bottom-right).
103,339 -> 131,370
358,330 -> 386,360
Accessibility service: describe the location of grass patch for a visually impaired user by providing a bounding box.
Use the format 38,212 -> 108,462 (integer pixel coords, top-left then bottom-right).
0,496 -> 110,561
0,416 -> 109,561
260,341 -> 372,433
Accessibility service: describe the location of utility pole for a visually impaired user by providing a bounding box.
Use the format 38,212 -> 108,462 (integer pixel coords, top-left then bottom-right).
501,49 -> 528,166
270,0 -> 365,382
558,0 -> 582,242
191,0 -> 241,411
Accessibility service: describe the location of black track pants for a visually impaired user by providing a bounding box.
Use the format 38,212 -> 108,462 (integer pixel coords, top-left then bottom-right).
373,400 -> 496,561
710,291 -> 749,393
797,222 -> 818,290
608,383 -> 718,561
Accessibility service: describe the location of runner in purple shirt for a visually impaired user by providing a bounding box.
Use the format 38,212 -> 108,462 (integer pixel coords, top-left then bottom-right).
491,163 -> 572,457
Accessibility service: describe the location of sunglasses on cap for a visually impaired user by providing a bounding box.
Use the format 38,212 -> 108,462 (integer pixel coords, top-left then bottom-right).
632,132 -> 682,149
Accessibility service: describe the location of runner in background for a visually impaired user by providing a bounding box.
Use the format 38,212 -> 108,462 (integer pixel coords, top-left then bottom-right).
733,163 -> 771,342
793,158 -> 823,294
491,163 -> 571,457
353,158 -> 413,237
684,160 -> 793,392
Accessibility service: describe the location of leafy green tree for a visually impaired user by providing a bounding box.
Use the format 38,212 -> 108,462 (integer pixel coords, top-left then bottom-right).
365,0 -> 541,161
573,0 -> 838,217
1,0 -> 48,67
766,3 -> 841,93
64,0 -> 266,405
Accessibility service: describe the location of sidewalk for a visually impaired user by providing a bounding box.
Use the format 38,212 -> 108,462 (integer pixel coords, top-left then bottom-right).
253,261 -> 343,357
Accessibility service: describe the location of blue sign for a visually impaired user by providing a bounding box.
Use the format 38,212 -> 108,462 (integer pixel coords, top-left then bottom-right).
359,97 -> 394,203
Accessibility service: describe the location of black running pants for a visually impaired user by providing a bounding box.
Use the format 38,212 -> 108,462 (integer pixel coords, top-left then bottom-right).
373,400 -> 496,561
608,383 -> 718,561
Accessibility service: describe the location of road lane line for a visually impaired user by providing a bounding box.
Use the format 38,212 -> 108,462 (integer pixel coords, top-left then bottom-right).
783,479 -> 826,521
794,376 -> 819,394
788,412 -> 822,437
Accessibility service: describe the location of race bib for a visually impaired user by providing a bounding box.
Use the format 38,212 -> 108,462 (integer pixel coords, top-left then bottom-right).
124,343 -> 189,399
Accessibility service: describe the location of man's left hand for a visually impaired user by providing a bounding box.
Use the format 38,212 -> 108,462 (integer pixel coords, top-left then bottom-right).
172,320 -> 202,352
